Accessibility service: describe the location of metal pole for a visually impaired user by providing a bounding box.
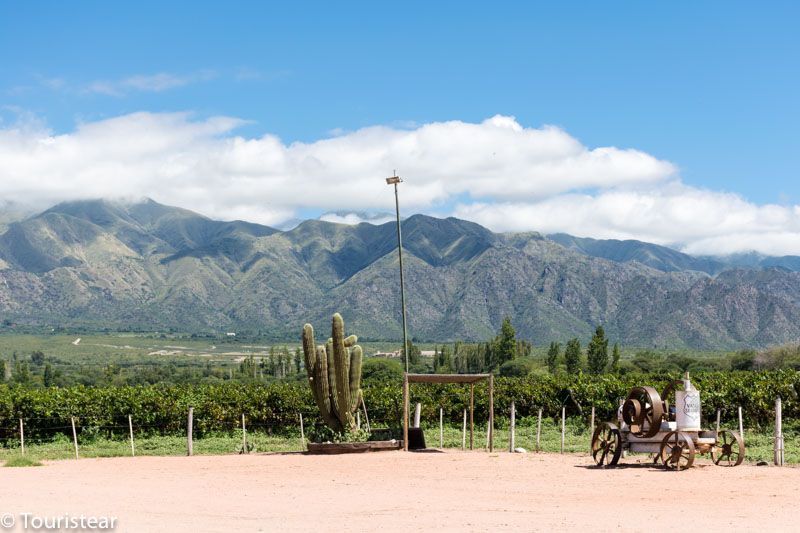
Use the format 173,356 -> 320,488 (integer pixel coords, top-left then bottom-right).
393,180 -> 409,373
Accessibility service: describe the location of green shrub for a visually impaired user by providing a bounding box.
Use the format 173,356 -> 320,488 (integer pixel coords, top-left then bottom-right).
4,455 -> 42,467
1,370 -> 797,440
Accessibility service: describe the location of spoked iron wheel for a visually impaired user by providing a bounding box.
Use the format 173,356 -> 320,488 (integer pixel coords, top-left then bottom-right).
659,431 -> 695,471
591,422 -> 622,467
711,430 -> 745,467
622,386 -> 665,438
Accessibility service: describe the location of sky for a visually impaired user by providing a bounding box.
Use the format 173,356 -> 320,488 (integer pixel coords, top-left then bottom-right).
0,1 -> 798,255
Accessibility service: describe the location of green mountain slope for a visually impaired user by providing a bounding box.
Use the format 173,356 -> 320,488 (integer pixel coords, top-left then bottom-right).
1,199 -> 799,349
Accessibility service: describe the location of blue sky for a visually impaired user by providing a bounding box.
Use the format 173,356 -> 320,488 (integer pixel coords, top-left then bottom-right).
1,1 -> 799,255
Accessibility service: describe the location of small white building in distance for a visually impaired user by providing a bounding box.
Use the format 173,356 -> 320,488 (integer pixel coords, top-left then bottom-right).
372,350 -> 437,358
226,332 -> 236,337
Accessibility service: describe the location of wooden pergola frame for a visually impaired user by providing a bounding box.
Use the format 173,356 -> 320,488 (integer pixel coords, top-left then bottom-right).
402,373 -> 494,452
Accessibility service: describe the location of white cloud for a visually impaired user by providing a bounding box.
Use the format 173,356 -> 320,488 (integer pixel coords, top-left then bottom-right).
0,111 -> 797,255
454,184 -> 800,256
85,71 -> 216,96
319,212 -> 395,225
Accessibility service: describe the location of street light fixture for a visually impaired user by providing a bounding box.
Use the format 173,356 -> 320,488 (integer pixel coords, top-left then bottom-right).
386,172 -> 409,373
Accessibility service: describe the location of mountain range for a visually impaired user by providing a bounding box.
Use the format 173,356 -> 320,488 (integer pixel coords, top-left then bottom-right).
1,198 -> 799,350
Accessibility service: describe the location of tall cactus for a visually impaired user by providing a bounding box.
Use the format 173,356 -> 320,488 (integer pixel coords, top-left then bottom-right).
302,313 -> 363,433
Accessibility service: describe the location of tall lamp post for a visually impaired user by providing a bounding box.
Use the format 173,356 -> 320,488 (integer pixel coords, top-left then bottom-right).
386,172 -> 409,373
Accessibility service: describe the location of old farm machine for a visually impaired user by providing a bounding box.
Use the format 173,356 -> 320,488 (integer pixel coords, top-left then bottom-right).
591,373 -> 745,470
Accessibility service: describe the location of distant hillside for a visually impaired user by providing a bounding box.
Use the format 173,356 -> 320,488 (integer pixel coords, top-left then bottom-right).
1,198 -> 799,349
547,233 -> 800,275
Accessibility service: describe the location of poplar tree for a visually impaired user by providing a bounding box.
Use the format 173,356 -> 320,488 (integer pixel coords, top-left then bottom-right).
546,341 -> 561,374
587,326 -> 609,374
610,343 -> 620,373
564,338 -> 582,375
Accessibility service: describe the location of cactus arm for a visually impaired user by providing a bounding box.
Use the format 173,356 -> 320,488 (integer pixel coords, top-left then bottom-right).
344,335 -> 358,348
332,313 -> 354,430
301,324 -> 316,376
314,344 -> 341,432
325,339 -> 340,421
349,345 -> 363,412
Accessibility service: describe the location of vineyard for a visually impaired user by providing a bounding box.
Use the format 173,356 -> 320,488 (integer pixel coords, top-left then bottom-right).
1,371 -> 797,439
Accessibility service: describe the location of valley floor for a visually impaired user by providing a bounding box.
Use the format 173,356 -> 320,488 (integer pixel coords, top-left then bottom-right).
1,451 -> 797,532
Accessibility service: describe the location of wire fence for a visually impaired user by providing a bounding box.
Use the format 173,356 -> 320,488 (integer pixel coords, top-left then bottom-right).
1,399 -> 795,465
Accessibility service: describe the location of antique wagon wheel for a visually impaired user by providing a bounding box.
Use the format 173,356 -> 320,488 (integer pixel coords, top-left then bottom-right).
659,431 -> 695,471
591,422 -> 622,467
622,386 -> 664,438
660,380 -> 684,422
710,430 -> 745,467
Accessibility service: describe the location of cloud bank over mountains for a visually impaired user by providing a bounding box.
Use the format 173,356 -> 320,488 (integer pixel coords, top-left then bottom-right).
0,111 -> 797,256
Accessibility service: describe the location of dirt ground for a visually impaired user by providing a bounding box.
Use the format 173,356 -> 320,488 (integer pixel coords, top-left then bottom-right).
2,451 -> 798,532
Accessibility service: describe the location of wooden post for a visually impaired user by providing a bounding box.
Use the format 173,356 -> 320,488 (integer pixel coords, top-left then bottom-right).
590,406 -> 595,435
299,413 -> 305,450
19,418 -> 24,456
775,397 -> 784,466
402,374 -> 409,452
485,420 -> 491,450
469,383 -> 474,450
461,409 -> 467,450
488,374 -> 494,452
715,409 -> 721,434
70,417 -> 79,459
509,401 -> 516,452
241,414 -> 248,454
738,406 -> 744,443
357,411 -> 361,430
187,407 -> 194,456
560,406 -> 565,454
360,395 -> 371,434
439,407 -> 443,448
536,408 -> 542,452
128,415 -> 135,457
413,402 -> 421,428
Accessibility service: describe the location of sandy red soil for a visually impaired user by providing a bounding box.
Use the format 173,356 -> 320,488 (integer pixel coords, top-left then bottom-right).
2,451 -> 797,532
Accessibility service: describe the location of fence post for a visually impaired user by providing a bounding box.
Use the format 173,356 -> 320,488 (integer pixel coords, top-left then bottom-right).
488,374 -> 494,452
439,408 -> 443,448
357,411 -> 361,430
70,417 -> 79,460
560,406 -> 565,454
469,383 -> 474,450
360,395 -> 371,434
299,413 -> 305,450
187,407 -> 194,456
241,414 -> 248,454
774,397 -> 784,467
19,418 -> 24,456
461,409 -> 466,451
738,406 -> 744,443
715,409 -> 721,434
128,415 -> 135,457
413,403 -> 421,428
509,401 -> 516,452
589,406 -> 595,452
536,408 -> 542,452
